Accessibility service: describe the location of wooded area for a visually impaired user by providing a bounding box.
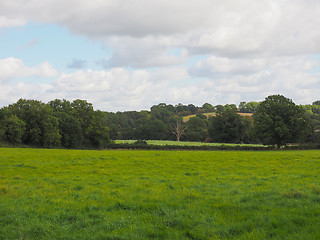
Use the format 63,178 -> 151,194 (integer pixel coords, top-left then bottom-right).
0,95 -> 319,149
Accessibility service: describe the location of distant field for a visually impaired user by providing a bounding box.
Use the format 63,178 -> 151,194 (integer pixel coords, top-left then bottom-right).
183,112 -> 253,122
115,139 -> 266,147
1,148 -> 320,239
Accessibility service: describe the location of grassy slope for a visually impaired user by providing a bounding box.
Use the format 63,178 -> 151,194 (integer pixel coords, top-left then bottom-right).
183,112 -> 253,122
1,148 -> 320,239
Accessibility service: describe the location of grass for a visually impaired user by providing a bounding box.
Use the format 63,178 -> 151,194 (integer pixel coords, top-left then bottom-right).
1,148 -> 320,239
183,112 -> 253,122
115,139 -> 266,147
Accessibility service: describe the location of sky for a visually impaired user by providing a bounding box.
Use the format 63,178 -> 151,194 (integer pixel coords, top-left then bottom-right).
0,0 -> 320,112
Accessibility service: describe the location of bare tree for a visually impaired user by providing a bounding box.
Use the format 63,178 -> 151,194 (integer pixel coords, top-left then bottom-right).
172,119 -> 187,141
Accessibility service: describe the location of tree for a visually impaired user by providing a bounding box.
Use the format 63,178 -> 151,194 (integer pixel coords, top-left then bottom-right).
253,95 -> 310,148
55,112 -> 82,148
225,104 -> 238,112
8,99 -> 61,147
201,103 -> 215,113
3,115 -> 26,144
215,105 -> 226,113
135,119 -> 169,140
86,111 -> 111,148
239,102 -> 260,113
172,118 -> 187,141
184,116 -> 208,141
208,110 -> 251,143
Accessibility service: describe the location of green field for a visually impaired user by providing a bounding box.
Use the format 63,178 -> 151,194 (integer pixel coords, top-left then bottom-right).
1,148 -> 320,239
115,140 -> 266,147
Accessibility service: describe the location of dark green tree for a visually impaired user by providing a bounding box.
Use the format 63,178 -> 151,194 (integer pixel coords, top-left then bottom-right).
253,95 -> 310,148
201,103 -> 215,113
55,112 -> 82,148
8,99 -> 61,147
208,110 -> 251,143
239,102 -> 260,113
215,105 -> 226,113
135,119 -> 169,140
184,116 -> 208,141
86,111 -> 111,148
3,115 -> 26,144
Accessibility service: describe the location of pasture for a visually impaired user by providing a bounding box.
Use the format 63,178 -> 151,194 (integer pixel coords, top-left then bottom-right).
1,148 -> 320,239
115,139 -> 266,147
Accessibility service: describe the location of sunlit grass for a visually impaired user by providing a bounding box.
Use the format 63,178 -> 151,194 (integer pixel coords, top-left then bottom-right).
1,148 -> 320,239
115,139 -> 266,147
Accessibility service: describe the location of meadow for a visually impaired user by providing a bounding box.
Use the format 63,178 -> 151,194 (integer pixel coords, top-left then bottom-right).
115,140 -> 266,147
1,148 -> 320,239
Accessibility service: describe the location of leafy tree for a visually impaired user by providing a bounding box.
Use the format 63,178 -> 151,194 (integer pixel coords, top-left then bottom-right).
71,99 -> 95,130
215,105 -> 226,113
55,112 -> 82,148
253,95 -> 310,148
238,102 -> 247,112
86,111 -> 110,148
104,112 -> 121,139
313,100 -> 320,106
224,104 -> 238,112
239,101 -> 260,113
201,103 -> 215,113
3,115 -> 26,144
49,99 -> 73,114
8,99 -> 61,147
208,110 -> 251,143
184,116 -> 208,141
187,104 -> 198,115
135,119 -> 169,140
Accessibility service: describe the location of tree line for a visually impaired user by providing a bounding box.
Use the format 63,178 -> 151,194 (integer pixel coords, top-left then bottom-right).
0,95 -> 319,149
0,99 -> 110,149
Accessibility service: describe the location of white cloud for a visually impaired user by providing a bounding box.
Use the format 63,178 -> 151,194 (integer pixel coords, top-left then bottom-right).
190,56 -> 267,77
0,16 -> 25,29
0,58 -> 59,83
101,36 -> 187,68
1,1 -> 320,110
2,0 -> 320,64
0,57 -> 319,111
51,67 -> 189,110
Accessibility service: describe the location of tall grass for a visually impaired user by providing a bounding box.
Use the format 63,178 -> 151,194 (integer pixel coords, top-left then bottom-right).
1,148 -> 320,239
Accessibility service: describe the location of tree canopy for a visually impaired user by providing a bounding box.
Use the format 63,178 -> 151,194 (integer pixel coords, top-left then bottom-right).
208,110 -> 252,143
0,95 -> 319,148
0,99 -> 110,149
253,95 -> 310,148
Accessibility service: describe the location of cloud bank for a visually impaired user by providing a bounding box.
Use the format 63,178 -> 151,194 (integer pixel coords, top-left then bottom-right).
0,0 -> 320,110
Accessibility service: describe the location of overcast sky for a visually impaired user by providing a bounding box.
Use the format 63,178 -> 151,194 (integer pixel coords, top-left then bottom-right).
1,0 -> 320,111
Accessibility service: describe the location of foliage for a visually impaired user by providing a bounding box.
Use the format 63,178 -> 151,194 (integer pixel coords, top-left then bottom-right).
2,115 -> 26,143
183,116 -> 208,141
1,148 -> 320,239
253,95 -> 311,148
0,99 -> 110,149
54,112 -> 82,148
208,110 -> 252,143
7,99 -> 61,147
1,95 -> 320,147
239,101 -> 260,113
